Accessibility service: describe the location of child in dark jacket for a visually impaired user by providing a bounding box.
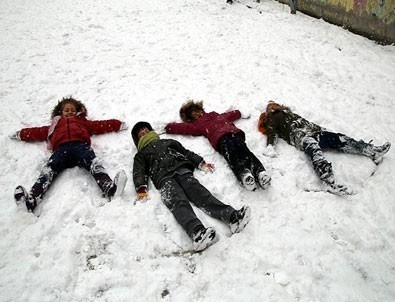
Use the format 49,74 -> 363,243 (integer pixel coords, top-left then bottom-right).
131,121 -> 251,252
258,101 -> 391,194
10,97 -> 127,214
165,100 -> 271,191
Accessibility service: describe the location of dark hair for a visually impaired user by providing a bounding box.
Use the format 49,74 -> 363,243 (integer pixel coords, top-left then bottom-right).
51,97 -> 87,118
179,100 -> 204,122
131,121 -> 153,146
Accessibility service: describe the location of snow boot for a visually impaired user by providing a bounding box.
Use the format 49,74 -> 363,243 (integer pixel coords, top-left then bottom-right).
241,171 -> 257,191
257,171 -> 271,190
230,206 -> 252,234
14,185 -> 28,206
192,226 -> 217,251
14,186 -> 37,212
363,142 -> 391,165
105,170 -> 127,200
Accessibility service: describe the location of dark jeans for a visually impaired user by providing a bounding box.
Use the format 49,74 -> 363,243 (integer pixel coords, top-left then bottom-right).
30,141 -> 112,202
302,131 -> 369,177
217,133 -> 265,182
160,172 -> 235,238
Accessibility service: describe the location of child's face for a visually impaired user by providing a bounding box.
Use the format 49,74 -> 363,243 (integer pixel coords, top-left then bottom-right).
137,127 -> 150,139
62,103 -> 77,118
191,109 -> 204,120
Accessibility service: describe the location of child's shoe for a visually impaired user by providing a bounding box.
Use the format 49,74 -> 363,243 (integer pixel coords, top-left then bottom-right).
192,226 -> 217,251
106,170 -> 127,200
371,142 -> 391,164
14,185 -> 28,206
257,171 -> 271,189
230,206 -> 252,234
241,172 -> 257,191
14,186 -> 37,212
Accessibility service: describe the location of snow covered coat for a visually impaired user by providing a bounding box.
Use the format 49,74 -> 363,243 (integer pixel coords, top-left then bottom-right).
166,110 -> 244,150
258,107 -> 322,149
18,115 -> 122,151
133,138 -> 204,190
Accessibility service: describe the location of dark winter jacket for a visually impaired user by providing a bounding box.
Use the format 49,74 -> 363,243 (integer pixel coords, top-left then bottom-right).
258,107 -> 322,149
19,115 -> 122,151
133,138 -> 204,190
166,110 -> 244,150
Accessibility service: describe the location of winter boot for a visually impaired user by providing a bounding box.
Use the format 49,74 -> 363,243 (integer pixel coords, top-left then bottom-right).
192,226 -> 217,251
241,171 -> 257,191
257,171 -> 271,190
14,186 -> 37,212
363,142 -> 391,164
229,206 -> 252,234
14,185 -> 28,206
105,170 -> 127,200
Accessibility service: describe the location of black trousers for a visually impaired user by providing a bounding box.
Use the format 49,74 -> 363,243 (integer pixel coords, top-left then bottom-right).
160,172 -> 235,238
30,141 -> 113,202
217,133 -> 265,182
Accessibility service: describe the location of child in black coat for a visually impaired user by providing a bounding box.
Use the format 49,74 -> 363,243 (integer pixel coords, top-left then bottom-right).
131,121 -> 251,252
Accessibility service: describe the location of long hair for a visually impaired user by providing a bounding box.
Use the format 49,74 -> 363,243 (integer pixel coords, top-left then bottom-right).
51,97 -> 87,118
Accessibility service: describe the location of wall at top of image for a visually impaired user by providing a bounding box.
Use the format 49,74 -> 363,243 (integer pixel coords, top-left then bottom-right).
277,0 -> 395,44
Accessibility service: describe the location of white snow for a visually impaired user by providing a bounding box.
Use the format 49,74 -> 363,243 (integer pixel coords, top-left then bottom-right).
1,0 -> 395,301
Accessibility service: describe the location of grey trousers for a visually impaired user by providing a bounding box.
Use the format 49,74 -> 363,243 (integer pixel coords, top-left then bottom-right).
160,173 -> 235,238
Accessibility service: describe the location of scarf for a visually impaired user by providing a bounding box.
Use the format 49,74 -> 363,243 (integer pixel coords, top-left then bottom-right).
138,131 -> 160,151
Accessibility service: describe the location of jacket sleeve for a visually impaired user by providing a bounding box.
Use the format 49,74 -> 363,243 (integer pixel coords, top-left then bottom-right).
19,126 -> 50,142
165,122 -> 201,136
86,119 -> 122,135
133,153 -> 149,192
220,110 -> 241,122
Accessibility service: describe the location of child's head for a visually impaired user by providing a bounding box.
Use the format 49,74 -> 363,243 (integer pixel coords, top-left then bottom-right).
179,100 -> 204,122
51,97 -> 87,118
131,121 -> 153,146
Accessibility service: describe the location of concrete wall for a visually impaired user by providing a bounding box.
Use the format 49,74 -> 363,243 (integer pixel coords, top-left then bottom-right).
277,0 -> 395,44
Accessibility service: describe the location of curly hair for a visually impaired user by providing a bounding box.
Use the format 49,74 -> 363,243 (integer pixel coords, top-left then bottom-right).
51,97 -> 87,118
179,100 -> 204,122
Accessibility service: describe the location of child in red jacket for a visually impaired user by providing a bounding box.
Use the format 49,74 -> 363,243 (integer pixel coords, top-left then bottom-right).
165,100 -> 271,191
10,97 -> 127,214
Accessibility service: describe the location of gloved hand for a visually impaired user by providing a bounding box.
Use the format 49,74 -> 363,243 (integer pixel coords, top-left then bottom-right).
9,131 -> 21,140
199,161 -> 215,173
135,186 -> 149,202
119,122 -> 128,131
262,144 -> 277,158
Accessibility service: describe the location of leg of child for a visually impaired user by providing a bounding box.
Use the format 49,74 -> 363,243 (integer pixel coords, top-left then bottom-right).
318,131 -> 390,164
217,133 -> 252,182
302,135 -> 333,180
73,142 -> 114,196
160,177 -> 206,238
175,173 -> 235,224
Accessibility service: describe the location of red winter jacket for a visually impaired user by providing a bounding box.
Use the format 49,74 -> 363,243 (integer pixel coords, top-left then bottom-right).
19,115 -> 122,151
166,110 -> 244,150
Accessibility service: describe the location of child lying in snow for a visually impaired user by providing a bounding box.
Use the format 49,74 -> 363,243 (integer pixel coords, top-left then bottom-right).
258,101 -> 391,195
165,100 -> 271,192
131,121 -> 251,252
10,97 -> 128,214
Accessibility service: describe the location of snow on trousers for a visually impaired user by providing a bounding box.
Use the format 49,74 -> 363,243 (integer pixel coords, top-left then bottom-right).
217,133 -> 266,182
160,172 -> 235,238
30,141 -> 113,202
302,131 -> 372,178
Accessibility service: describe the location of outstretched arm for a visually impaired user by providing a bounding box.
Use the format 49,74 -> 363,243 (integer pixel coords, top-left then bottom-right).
133,154 -> 150,201
13,126 -> 50,142
87,119 -> 123,135
220,110 -> 242,122
165,122 -> 201,136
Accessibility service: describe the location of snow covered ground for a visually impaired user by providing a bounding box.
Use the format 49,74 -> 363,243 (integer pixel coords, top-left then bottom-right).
0,0 -> 394,301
